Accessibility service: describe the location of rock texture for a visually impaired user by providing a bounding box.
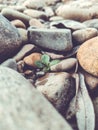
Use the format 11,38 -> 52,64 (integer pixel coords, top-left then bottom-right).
0,66 -> 73,130
0,14 -> 22,63
77,36 -> 98,77
35,72 -> 76,115
28,28 -> 73,52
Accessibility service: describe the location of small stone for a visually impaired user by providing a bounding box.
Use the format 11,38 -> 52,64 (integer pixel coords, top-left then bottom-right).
44,52 -> 65,59
29,18 -> 44,28
11,19 -> 26,29
50,58 -> 77,71
49,16 -> 64,22
84,71 -> 98,90
77,36 -> 98,77
50,20 -> 86,31
1,58 -> 17,71
28,28 -> 73,52
35,72 -> 75,115
1,8 -> 31,25
13,44 -> 35,62
83,19 -> 98,30
17,28 -> 28,43
43,6 -> 54,17
73,28 -> 98,44
23,53 -> 42,67
24,9 -> 48,19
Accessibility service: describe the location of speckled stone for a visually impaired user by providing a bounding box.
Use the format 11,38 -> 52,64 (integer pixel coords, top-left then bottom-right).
77,36 -> 98,77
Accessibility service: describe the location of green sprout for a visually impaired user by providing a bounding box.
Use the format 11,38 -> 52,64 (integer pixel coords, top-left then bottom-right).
35,54 -> 60,72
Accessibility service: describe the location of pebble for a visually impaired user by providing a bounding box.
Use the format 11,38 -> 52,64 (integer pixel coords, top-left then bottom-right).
77,36 -> 98,77
83,19 -> 98,30
84,71 -> 98,90
13,44 -> 35,62
29,18 -> 45,28
24,9 -> 48,19
28,27 -> 73,52
72,28 -> 98,44
17,28 -> 28,43
50,58 -> 77,71
23,52 -> 42,67
50,19 -> 86,31
11,19 -> 26,29
1,8 -> 31,25
1,58 -> 17,70
35,72 -> 76,115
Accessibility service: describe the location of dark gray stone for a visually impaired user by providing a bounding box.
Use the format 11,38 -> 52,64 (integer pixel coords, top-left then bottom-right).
0,14 -> 22,63
0,66 -> 73,130
28,27 -> 73,52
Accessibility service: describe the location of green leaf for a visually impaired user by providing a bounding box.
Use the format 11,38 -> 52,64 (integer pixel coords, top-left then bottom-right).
49,60 -> 60,66
43,66 -> 50,72
35,61 -> 44,68
41,54 -> 50,65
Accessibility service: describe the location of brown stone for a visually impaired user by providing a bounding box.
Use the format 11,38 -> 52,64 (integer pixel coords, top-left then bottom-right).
11,19 -> 26,29
77,36 -> 98,77
23,53 -> 42,67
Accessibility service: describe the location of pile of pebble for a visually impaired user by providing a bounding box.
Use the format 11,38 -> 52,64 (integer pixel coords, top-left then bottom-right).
0,0 -> 98,130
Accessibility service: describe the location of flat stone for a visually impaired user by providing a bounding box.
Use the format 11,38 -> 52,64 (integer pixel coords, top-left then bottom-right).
35,72 -> 75,115
28,28 -> 73,52
29,18 -> 44,28
77,36 -> 98,77
0,66 -> 73,130
0,14 -> 22,63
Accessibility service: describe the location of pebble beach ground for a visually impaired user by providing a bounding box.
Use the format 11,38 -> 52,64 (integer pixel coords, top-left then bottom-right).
0,0 -> 98,130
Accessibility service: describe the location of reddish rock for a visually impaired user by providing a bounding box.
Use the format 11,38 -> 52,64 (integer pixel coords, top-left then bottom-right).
77,36 -> 98,77
11,19 -> 26,29
23,53 -> 42,67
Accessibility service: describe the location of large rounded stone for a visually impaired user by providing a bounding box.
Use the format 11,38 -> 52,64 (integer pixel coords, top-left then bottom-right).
0,14 -> 22,63
0,66 -> 73,130
77,36 -> 98,77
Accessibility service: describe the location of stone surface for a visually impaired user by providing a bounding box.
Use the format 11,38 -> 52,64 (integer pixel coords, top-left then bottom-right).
72,28 -> 98,44
93,97 -> 98,130
0,14 -> 22,63
77,36 -> 98,77
56,5 -> 93,22
83,19 -> 98,30
1,58 -> 17,70
23,52 -> 42,67
29,18 -> 45,28
50,58 -> 77,71
84,71 -> 98,90
13,44 -> 35,62
50,20 -> 86,31
24,9 -> 48,19
11,19 -> 26,29
17,28 -> 28,43
28,28 -> 73,52
0,66 -> 73,130
1,8 -> 31,25
35,72 -> 75,115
